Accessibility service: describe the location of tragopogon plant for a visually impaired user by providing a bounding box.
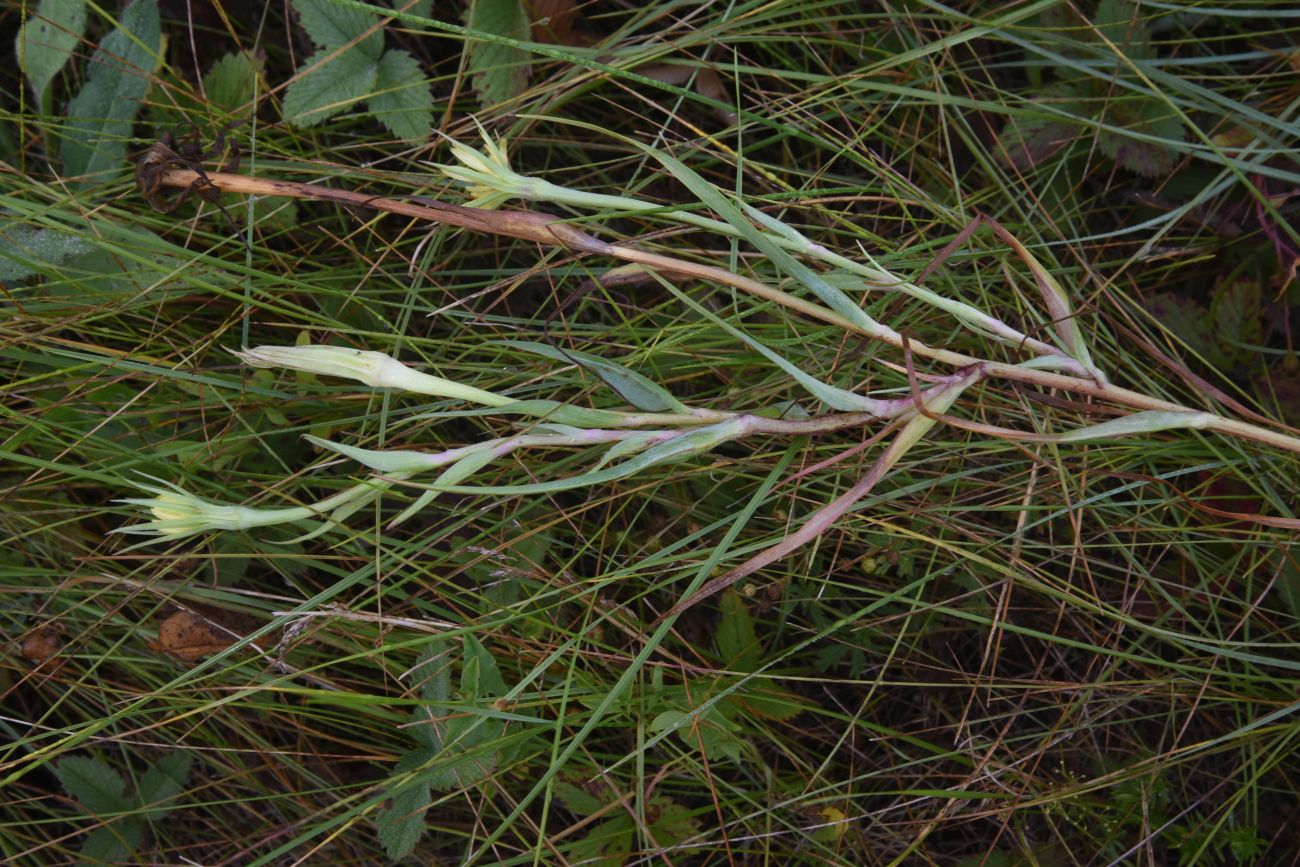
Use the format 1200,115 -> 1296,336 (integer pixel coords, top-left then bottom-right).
122,129 -> 1300,613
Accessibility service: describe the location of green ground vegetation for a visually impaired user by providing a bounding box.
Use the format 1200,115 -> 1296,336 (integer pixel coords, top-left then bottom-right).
2,0 -> 1299,864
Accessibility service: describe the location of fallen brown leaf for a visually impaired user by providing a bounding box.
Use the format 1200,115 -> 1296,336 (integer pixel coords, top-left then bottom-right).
20,626 -> 62,665
150,610 -> 238,661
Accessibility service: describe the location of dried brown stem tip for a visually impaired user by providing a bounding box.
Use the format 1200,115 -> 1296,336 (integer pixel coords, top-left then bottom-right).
137,163 -> 612,255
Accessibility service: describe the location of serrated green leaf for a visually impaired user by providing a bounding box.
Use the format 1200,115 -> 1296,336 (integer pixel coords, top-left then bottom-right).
1211,280 -> 1263,369
435,732 -> 499,789
650,709 -> 688,733
376,771 -> 432,860
404,0 -> 432,28
392,745 -> 439,777
737,685 -> 808,721
370,48 -> 432,140
717,590 -> 760,671
1094,0 -> 1153,60
55,756 -> 130,816
293,0 -> 383,58
569,815 -> 634,867
648,796 -> 701,846
465,0 -> 530,105
552,779 -> 606,815
408,645 -> 451,751
136,752 -> 192,809
78,820 -> 144,866
688,705 -> 745,761
1098,97 -> 1184,176
461,634 -> 507,699
498,340 -> 689,413
61,0 -> 161,186
202,50 -> 261,116
1145,292 -> 1217,365
15,0 -> 86,112
995,115 -> 1077,171
404,635 -> 512,788
282,47 -> 379,127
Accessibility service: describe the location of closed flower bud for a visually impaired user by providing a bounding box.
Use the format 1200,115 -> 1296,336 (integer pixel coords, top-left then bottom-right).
233,344 -> 512,406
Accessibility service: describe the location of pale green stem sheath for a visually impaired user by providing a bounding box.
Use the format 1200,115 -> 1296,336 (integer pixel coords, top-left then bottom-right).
305,428 -> 682,475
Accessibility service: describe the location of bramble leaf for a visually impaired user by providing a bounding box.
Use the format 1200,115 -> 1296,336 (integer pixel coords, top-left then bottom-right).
465,0 -> 530,105
1210,280 -> 1262,370
376,761 -> 433,860
1094,0 -> 1154,60
203,50 -> 262,116
54,756 -> 129,816
369,48 -> 432,140
552,779 -> 606,814
79,821 -> 144,865
716,590 -> 760,671
136,752 -> 192,809
293,0 -> 383,58
282,47 -> 379,127
1098,97 -> 1184,176
994,86 -> 1087,171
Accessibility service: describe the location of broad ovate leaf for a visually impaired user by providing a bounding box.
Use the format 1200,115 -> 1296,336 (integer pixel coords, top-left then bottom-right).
15,0 -> 86,112
61,0 -> 161,186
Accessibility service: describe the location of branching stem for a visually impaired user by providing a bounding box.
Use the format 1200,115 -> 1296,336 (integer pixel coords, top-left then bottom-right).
142,167 -> 1300,457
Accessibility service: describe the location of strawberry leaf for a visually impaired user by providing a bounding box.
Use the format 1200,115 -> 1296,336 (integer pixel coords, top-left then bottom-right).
369,48 -> 432,140
282,47 -> 379,127
465,0 -> 530,106
293,0 -> 383,58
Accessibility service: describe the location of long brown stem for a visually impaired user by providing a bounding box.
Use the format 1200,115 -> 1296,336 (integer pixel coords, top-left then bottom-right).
144,168 -> 1300,456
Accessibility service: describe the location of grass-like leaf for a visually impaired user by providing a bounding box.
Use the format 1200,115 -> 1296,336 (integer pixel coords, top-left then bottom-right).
498,340 -> 690,413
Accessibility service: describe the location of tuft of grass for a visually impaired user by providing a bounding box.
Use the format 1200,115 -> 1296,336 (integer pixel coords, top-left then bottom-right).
3,1 -> 1299,865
